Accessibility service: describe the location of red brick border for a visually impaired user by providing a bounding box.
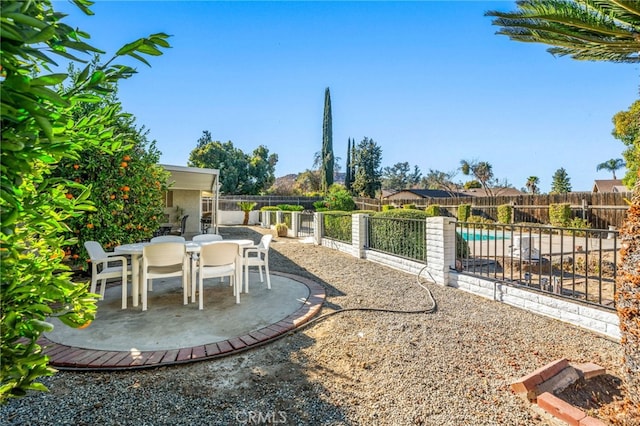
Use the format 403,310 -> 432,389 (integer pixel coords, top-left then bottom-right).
39,271 -> 325,371
511,359 -> 606,426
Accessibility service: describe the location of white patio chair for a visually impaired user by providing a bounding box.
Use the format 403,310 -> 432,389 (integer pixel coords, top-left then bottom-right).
150,235 -> 186,243
84,241 -> 131,309
192,234 -> 223,242
194,242 -> 240,309
141,242 -> 188,311
243,234 -> 272,293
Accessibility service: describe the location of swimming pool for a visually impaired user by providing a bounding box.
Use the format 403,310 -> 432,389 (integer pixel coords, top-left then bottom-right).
460,230 -> 511,241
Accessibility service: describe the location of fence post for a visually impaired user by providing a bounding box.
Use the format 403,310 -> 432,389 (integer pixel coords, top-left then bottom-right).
313,212 -> 324,245
351,214 -> 368,259
291,211 -> 300,238
261,210 -> 270,228
425,216 -> 456,286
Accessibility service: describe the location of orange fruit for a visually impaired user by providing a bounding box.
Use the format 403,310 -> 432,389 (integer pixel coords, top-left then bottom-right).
77,321 -> 92,329
120,161 -> 128,168
123,155 -> 131,161
73,164 -> 79,170
109,194 -> 116,200
87,223 -> 94,229
65,193 -> 74,199
123,194 -> 129,200
121,186 -> 130,192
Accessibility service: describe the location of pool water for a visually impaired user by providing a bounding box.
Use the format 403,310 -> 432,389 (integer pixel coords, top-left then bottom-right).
460,230 -> 510,241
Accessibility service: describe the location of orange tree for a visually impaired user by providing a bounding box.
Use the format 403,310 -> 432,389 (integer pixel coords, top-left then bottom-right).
56,82 -> 170,268
0,0 -> 170,401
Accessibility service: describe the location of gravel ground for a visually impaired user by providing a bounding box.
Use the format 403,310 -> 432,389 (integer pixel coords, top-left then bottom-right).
1,226 -> 625,425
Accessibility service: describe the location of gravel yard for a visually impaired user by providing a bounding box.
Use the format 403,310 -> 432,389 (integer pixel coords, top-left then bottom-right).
1,226 -> 626,425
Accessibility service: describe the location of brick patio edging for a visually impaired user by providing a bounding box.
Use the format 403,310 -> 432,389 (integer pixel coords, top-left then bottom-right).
511,358 -> 607,425
38,271 -> 326,371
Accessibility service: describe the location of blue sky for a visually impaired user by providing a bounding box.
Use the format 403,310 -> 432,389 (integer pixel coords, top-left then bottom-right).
55,1 -> 639,192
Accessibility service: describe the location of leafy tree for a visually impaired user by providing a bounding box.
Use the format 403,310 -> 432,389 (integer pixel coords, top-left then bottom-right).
596,158 -> 626,179
55,66 -> 170,267
294,169 -> 322,195
1,0 -> 170,401
550,167 -> 572,193
464,180 -> 482,190
421,169 -> 459,194
487,0 -> 640,411
460,160 -> 495,196
188,131 -> 277,195
352,137 -> 383,198
238,202 -> 257,225
381,162 -> 422,191
612,100 -> 640,188
324,188 -> 356,211
525,176 -> 540,194
321,87 -> 334,193
345,138 -> 352,192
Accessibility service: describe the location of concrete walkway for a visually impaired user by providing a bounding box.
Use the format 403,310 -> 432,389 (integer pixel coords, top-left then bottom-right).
40,271 -> 325,370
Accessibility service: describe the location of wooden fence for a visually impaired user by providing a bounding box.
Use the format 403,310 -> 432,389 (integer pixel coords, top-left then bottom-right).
221,192 -> 631,229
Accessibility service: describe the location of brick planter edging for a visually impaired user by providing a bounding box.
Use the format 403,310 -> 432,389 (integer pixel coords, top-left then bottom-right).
511,358 -> 607,426
38,271 -> 326,371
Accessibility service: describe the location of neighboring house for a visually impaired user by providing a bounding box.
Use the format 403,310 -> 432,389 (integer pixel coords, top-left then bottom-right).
162,164 -> 220,236
458,187 -> 524,197
384,189 -> 468,201
592,179 -> 627,193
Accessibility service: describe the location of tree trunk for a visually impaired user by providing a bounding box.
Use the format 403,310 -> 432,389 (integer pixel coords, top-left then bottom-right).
615,177 -> 640,408
243,211 -> 249,226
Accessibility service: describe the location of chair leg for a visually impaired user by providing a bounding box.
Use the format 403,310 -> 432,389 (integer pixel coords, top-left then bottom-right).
265,260 -> 271,290
258,263 -> 264,282
141,272 -> 148,311
198,273 -> 204,310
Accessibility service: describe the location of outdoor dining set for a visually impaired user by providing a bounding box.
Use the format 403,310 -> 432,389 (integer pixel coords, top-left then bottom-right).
83,233 -> 273,311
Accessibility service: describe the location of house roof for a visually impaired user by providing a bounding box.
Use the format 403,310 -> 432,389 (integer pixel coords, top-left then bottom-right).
385,189 -> 466,199
161,164 -> 219,192
458,187 -> 524,197
592,179 -> 625,193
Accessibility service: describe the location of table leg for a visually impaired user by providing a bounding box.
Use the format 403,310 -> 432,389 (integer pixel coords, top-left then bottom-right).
131,254 -> 141,307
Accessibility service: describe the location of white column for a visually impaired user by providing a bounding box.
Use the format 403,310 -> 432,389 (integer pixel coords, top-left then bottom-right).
351,214 -> 368,258
291,211 -> 300,238
313,212 -> 324,245
425,216 -> 456,286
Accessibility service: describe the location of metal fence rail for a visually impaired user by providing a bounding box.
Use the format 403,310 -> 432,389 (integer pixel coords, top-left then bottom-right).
298,212 -> 314,237
455,221 -> 618,310
367,216 -> 426,262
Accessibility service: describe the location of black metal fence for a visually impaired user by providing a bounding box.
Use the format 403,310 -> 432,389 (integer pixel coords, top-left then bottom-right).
298,212 -> 314,237
455,221 -> 618,310
322,213 -> 352,243
366,216 -> 426,262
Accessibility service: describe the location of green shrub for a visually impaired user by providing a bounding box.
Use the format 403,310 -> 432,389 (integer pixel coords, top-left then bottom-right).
324,189 -> 355,211
568,217 -> 591,235
425,204 -> 440,217
549,203 -> 571,227
323,212 -> 352,242
497,204 -> 512,224
458,204 -> 471,222
403,204 -> 417,210
313,200 -> 328,210
370,209 -> 429,261
277,204 -> 304,211
456,232 -> 471,258
382,204 -> 395,211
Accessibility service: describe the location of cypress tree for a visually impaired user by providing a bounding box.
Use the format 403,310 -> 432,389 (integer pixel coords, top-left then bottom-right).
345,138 -> 352,192
322,87 -> 334,193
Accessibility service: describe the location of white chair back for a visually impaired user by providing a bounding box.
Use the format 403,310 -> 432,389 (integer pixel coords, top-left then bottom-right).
84,240 -> 108,261
143,242 -> 186,268
192,234 -> 223,242
258,234 -> 273,251
150,235 -> 186,243
199,242 -> 239,266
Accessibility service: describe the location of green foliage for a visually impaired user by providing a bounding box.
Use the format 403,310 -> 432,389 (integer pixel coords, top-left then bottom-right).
456,233 -> 471,258
321,87 -> 334,193
371,209 -> 429,261
403,204 -> 417,210
550,168 -> 572,194
549,203 -> 572,227
313,200 -> 328,211
381,162 -> 422,191
238,202 -> 257,225
612,100 -> 639,188
324,189 -> 355,211
382,204 -> 396,211
188,131 -> 278,195
276,204 -> 304,212
467,215 -> 494,229
260,206 -> 280,211
322,212 -> 352,243
568,217 -> 591,236
351,137 -> 382,198
458,204 -> 471,222
424,205 -> 440,217
497,204 -> 512,224
0,0 -> 170,401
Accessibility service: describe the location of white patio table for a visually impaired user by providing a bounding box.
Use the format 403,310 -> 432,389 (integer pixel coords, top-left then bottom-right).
114,239 -> 253,308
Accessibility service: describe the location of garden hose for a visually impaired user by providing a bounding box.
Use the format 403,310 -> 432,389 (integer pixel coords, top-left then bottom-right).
287,264 -> 438,335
